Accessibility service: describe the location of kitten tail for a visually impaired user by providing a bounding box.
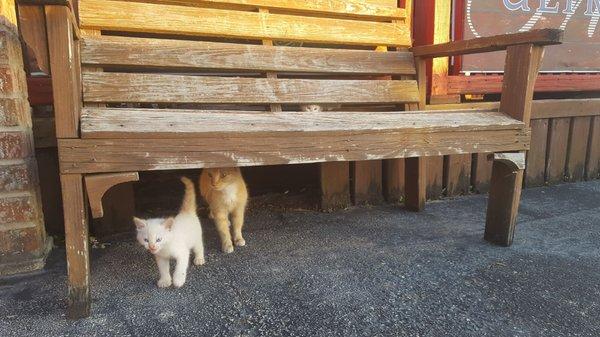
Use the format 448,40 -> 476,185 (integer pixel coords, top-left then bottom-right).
179,177 -> 197,214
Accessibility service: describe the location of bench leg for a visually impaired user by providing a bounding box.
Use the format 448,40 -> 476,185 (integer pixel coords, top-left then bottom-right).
60,174 -> 91,319
484,153 -> 526,246
320,162 -> 351,212
405,157 -> 426,211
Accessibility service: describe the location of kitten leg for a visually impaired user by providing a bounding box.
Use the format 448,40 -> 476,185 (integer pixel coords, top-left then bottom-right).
231,206 -> 246,247
193,241 -> 205,266
214,213 -> 234,253
172,252 -> 190,288
155,256 -> 172,288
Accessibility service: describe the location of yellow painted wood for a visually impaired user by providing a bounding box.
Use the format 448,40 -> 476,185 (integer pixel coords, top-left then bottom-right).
0,0 -> 17,29
79,0 -> 411,47
432,0 -> 451,83
137,0 -> 405,21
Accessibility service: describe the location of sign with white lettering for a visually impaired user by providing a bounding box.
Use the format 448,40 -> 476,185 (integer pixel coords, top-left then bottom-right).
462,0 -> 600,72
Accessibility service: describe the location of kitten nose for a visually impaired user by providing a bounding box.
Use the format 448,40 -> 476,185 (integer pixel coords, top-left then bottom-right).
149,244 -> 157,250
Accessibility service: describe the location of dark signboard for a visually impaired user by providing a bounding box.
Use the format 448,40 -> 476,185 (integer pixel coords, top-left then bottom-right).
462,0 -> 600,72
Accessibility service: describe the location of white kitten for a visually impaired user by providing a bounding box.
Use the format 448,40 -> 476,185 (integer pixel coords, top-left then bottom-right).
300,104 -> 341,112
134,177 -> 205,288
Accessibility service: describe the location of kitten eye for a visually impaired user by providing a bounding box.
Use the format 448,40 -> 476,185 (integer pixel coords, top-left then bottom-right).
144,238 -> 149,242
221,172 -> 227,178
156,238 -> 162,243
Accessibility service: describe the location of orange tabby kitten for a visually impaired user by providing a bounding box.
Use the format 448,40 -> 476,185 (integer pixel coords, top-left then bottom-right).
200,167 -> 248,253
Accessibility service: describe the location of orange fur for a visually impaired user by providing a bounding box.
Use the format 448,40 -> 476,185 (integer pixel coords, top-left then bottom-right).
200,167 -> 248,253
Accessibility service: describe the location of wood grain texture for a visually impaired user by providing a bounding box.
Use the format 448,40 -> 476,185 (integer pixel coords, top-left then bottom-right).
565,117 -> 592,182
426,156 -> 444,199
320,162 -> 350,211
59,129 -> 530,174
45,5 -> 79,138
383,159 -> 404,203
404,157 -> 426,211
60,173 -> 90,319
81,36 -> 416,75
84,172 -> 139,219
446,75 -> 600,95
546,118 -> 571,184
500,44 -> 544,126
353,160 -> 382,206
411,29 -> 562,58
80,109 -> 526,138
586,116 -> 600,180
17,5 -> 49,74
484,161 -> 524,247
471,153 -> 493,194
444,154 -> 471,197
132,0 -> 406,21
82,73 -> 420,104
525,119 -> 549,187
79,0 -> 411,46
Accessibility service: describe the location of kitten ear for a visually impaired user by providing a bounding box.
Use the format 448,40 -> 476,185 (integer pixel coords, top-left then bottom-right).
133,217 -> 146,230
162,217 -> 175,231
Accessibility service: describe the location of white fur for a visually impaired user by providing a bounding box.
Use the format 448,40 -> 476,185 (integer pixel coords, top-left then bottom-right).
135,210 -> 204,288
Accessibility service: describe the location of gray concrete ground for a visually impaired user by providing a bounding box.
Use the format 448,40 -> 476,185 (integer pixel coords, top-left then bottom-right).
1,181 -> 599,337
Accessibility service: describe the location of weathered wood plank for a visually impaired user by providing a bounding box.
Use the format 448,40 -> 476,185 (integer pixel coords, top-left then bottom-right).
59,129 -> 530,174
81,36 -> 417,75
586,116 -> 600,180
134,0 -> 406,21
45,5 -> 79,138
525,119 -> 549,187
353,161 -> 382,205
426,156 -> 444,199
383,158 -> 404,203
60,173 -> 90,319
80,109 -> 525,138
405,157 -> 426,211
411,29 -> 562,58
17,5 -> 50,74
444,154 -> 471,197
82,73 -> 419,104
84,172 -> 139,219
546,118 -> 571,184
79,0 -> 411,46
446,74 -> 600,95
471,153 -> 493,193
320,162 -> 350,211
565,117 -> 592,182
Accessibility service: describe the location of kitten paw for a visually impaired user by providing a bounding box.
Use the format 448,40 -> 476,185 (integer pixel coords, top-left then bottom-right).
194,256 -> 205,266
222,244 -> 234,254
157,278 -> 172,288
234,238 -> 246,247
172,275 -> 186,288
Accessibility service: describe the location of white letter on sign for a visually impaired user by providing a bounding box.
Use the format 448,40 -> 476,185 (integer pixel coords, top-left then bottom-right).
538,0 -> 560,13
503,0 -> 531,11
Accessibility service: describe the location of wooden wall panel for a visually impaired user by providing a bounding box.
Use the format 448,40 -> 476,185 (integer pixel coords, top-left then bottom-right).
444,154 -> 471,197
525,119 -> 549,187
546,118 -> 571,184
586,117 -> 600,180
426,156 -> 444,199
565,117 -> 592,182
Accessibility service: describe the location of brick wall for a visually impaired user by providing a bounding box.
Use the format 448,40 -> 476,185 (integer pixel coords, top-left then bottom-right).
0,15 -> 50,275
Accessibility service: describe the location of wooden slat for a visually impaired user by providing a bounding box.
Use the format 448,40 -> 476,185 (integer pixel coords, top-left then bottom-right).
81,36 -> 416,75
134,0 -> 406,21
353,161 -> 383,205
79,0 -> 411,47
320,162 -> 350,211
586,116 -> 600,180
446,75 -> 600,95
546,118 -> 570,184
59,128 -> 531,174
17,5 -> 50,74
80,109 -> 526,138
411,29 -> 563,58
82,73 -> 419,104
471,153 -> 493,193
565,117 -> 592,182
383,158 -> 404,203
525,119 -> 549,187
404,157 -> 426,211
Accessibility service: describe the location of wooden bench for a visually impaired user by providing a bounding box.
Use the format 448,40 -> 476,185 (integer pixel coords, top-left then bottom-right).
38,0 -> 562,318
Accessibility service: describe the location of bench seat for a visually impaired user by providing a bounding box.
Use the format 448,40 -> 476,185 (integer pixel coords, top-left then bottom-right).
57,108 -> 530,174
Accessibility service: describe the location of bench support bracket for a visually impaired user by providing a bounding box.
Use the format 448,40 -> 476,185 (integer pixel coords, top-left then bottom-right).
84,172 -> 139,219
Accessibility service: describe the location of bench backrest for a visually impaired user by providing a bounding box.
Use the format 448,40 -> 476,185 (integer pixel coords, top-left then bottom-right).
78,0 -> 417,109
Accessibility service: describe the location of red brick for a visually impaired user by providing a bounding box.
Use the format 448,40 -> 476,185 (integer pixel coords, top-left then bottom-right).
0,194 -> 38,224
0,65 -> 27,96
0,131 -> 32,159
0,31 -> 22,66
0,161 -> 36,192
0,98 -> 30,126
0,226 -> 44,257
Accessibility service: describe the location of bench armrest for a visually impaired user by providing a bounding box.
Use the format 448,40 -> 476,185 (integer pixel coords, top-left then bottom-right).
410,29 -> 563,58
